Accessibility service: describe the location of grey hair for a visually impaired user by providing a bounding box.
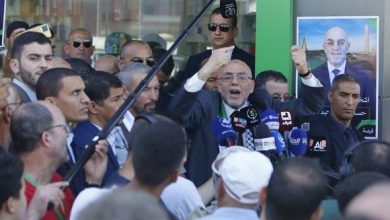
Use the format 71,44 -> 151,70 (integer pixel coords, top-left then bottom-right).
117,63 -> 151,92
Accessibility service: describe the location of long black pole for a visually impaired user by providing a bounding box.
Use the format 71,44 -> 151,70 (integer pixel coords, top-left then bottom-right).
63,0 -> 216,183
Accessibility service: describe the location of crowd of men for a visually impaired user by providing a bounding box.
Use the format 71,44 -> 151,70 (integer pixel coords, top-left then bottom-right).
0,5 -> 388,220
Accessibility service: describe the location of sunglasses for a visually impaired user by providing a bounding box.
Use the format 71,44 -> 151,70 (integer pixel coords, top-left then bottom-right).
208,23 -> 231,32
131,57 -> 156,67
71,39 -> 92,48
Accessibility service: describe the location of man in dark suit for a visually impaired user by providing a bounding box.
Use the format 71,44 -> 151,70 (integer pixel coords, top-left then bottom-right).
73,71 -> 126,187
167,7 -> 255,92
307,74 -> 365,173
36,68 -> 108,195
169,46 -> 324,186
312,27 -> 376,122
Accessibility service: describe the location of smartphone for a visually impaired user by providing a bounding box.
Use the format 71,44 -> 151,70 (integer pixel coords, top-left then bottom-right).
24,24 -> 52,38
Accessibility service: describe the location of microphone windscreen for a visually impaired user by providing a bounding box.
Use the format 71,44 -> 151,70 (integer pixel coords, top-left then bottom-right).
289,128 -> 308,156
306,136 -> 328,157
279,111 -> 295,132
239,106 -> 259,129
212,117 -> 237,146
220,0 -> 237,18
261,109 -> 280,130
270,130 -> 287,154
253,123 -> 276,151
230,110 -> 247,134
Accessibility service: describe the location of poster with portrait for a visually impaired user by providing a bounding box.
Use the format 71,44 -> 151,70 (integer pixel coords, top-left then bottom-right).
296,16 -> 379,138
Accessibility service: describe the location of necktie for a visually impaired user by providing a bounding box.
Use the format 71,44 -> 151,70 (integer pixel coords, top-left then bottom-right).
332,69 -> 341,76
344,127 -> 355,149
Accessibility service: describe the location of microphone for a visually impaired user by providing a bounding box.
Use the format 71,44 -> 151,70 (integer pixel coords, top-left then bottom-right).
220,0 -> 237,18
230,110 -> 246,145
239,106 -> 259,128
270,130 -> 287,154
306,135 -> 327,157
261,109 -> 280,131
230,110 -> 247,134
278,111 -> 295,133
211,117 -> 237,147
278,110 -> 295,153
253,123 -> 276,152
288,127 -> 308,156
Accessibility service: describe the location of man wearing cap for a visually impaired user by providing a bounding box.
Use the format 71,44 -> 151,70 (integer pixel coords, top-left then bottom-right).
197,146 -> 273,220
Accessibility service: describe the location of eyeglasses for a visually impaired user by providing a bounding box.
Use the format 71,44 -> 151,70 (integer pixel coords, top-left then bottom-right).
219,72 -> 252,83
71,39 -> 92,48
121,56 -> 156,67
324,39 -> 347,47
45,124 -> 71,134
272,95 -> 293,102
208,23 -> 231,32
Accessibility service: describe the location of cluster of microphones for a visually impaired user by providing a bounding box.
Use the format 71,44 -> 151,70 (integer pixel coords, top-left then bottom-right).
212,106 -> 325,165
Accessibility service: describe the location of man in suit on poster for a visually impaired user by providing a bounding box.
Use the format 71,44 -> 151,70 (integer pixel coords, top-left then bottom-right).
311,27 -> 376,123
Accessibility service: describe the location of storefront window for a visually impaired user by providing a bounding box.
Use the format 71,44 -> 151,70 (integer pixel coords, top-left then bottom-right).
2,0 -> 256,74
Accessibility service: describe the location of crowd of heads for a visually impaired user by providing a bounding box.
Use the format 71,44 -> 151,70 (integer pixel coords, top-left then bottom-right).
0,5 -> 389,220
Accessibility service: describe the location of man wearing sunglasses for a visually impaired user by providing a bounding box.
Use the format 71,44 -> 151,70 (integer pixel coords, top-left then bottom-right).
168,7 -> 254,93
117,40 -> 155,70
64,28 -> 95,65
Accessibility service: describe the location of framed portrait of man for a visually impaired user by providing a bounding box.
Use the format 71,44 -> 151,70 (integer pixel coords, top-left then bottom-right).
296,16 -> 379,138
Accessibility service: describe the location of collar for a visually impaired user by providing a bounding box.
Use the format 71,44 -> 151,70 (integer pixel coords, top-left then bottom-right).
329,113 -> 350,133
327,60 -> 347,75
12,78 -> 37,101
123,111 -> 135,131
221,100 -> 249,118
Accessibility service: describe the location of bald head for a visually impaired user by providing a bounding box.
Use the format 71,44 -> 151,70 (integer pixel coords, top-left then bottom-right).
52,57 -> 71,69
95,55 -> 120,74
117,40 -> 154,70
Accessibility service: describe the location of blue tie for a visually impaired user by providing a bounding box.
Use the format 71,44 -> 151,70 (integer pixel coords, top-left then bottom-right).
332,69 -> 340,76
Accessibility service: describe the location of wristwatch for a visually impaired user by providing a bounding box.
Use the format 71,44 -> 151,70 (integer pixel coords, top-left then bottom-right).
300,67 -> 312,78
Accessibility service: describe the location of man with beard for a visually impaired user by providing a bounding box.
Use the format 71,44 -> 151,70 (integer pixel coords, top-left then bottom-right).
9,32 -> 53,103
117,63 -> 160,133
168,46 -> 324,186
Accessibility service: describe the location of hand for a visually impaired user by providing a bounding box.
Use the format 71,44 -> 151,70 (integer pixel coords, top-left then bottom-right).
83,139 -> 109,185
8,28 -> 26,49
25,181 -> 69,220
198,46 -> 233,81
0,78 -> 11,110
291,45 -> 309,75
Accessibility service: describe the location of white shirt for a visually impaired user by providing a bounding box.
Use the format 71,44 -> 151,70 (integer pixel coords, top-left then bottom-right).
122,111 -> 135,132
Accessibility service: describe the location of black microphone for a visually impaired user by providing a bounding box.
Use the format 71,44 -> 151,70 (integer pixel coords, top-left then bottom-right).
239,106 -> 259,138
278,110 -> 295,154
230,110 -> 246,146
252,123 -> 276,152
306,136 -> 328,157
220,0 -> 237,18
